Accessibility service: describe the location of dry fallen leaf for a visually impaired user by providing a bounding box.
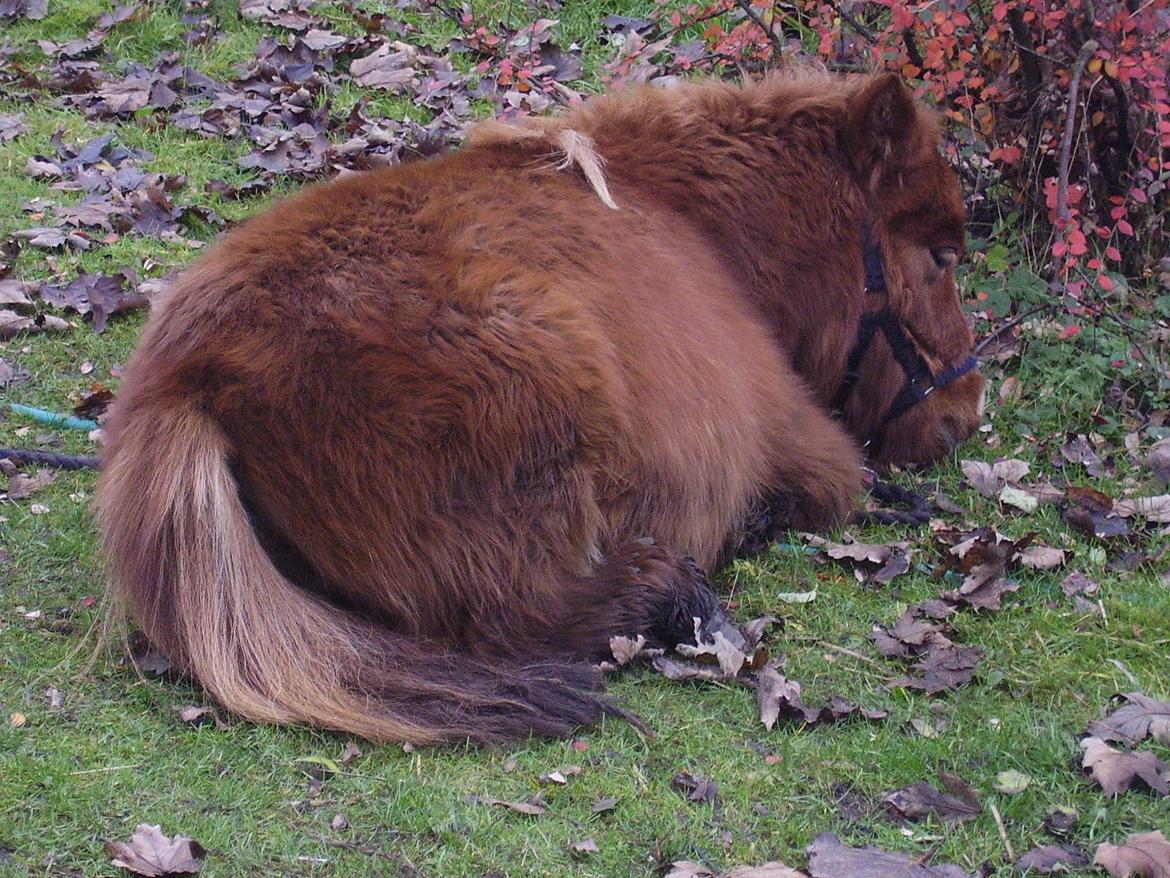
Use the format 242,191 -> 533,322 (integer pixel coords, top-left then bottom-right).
1061,571 -> 1100,599
1017,844 -> 1088,873
1016,545 -> 1066,570
1113,495 -> 1170,523
871,607 -> 954,659
1088,692 -> 1170,747
1149,439 -> 1170,486
1063,434 -> 1105,477
1043,806 -> 1079,836
1081,736 -> 1169,796
467,794 -> 547,816
4,467 -> 56,500
1094,830 -> 1170,878
671,771 -> 719,805
176,706 -> 212,725
943,559 -> 1019,610
675,623 -> 747,677
806,832 -> 976,877
650,655 -> 726,681
999,484 -> 1038,512
959,457 -> 1031,498
756,664 -> 804,730
882,779 -> 981,823
824,536 -> 893,564
890,644 -> 983,694
590,795 -> 617,814
105,824 -> 205,876
609,633 -> 648,665
666,862 -> 806,878
992,769 -> 1031,794
961,459 -> 999,497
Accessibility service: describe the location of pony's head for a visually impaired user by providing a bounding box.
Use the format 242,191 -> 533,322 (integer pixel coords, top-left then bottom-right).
834,74 -> 986,467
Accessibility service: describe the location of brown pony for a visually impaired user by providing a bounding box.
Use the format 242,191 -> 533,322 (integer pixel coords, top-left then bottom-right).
97,72 -> 984,744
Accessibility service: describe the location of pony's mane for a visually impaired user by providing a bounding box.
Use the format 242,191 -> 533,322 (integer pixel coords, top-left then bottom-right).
467,69 -> 941,208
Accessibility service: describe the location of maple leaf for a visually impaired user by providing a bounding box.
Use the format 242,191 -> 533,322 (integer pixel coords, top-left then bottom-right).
1088,692 -> 1170,747
675,621 -> 748,677
666,863 -> 805,878
609,634 -> 648,665
891,644 -> 983,694
466,793 -> 547,815
671,771 -> 719,805
882,777 -> 981,823
1148,439 -> 1170,486
1081,736 -> 1169,796
1113,495 -> 1170,523
0,113 -> 28,141
1017,844 -> 1088,873
756,664 -> 808,730
942,559 -> 1019,610
1015,545 -> 1065,570
871,607 -> 954,659
105,824 -> 205,876
806,833 -> 978,877
4,467 -> 56,500
1094,831 -> 1170,878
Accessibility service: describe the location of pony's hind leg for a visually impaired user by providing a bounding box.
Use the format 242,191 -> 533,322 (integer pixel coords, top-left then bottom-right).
548,539 -> 732,661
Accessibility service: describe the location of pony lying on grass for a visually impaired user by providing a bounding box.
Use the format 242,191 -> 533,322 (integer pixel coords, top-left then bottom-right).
98,71 -> 985,744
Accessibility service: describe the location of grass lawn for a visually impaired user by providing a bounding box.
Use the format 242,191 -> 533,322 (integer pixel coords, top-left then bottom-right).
1,1 -> 1168,876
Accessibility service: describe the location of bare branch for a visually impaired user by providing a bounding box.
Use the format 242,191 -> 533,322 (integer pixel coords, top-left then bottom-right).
733,0 -> 787,59
1056,39 -> 1099,224
824,0 -> 877,44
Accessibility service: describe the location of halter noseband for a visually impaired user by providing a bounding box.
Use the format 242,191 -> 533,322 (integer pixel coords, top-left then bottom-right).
830,231 -> 979,454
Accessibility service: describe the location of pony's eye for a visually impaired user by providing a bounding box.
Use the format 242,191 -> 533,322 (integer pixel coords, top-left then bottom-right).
931,246 -> 960,270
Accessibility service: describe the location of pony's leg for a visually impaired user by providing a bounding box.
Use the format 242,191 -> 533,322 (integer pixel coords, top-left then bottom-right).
546,539 -> 732,661
758,393 -> 864,535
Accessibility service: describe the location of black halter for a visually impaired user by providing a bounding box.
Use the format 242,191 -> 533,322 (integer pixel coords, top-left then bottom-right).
830,231 -> 979,453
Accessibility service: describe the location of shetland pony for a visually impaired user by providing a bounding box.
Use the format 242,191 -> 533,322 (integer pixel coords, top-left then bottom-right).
98,73 -> 984,744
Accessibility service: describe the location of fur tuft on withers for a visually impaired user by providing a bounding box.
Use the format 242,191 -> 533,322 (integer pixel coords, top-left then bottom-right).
96,402 -> 606,745
470,119 -> 619,209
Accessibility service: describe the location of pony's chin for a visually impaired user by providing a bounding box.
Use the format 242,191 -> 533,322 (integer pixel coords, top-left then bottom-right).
868,373 -> 986,469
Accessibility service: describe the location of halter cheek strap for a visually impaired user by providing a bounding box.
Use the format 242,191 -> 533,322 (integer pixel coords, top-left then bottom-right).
831,232 -> 980,450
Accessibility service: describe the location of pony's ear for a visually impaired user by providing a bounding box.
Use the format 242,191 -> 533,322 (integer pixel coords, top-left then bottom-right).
843,73 -> 918,187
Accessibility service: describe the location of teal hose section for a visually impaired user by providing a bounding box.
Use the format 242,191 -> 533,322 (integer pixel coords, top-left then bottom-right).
9,403 -> 100,432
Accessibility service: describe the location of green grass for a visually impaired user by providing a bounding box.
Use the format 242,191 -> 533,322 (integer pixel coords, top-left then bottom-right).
2,2 -> 1168,877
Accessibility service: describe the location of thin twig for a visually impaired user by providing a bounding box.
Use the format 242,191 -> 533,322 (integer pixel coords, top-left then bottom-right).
1055,39 -> 1100,224
989,802 -> 1016,862
1070,264 -> 1162,368
70,764 -> 142,775
973,303 -> 1053,356
817,641 -> 881,666
304,831 -> 402,864
825,0 -> 877,43
733,0 -> 787,58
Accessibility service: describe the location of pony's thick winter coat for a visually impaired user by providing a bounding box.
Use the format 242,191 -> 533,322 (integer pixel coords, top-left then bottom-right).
98,72 -> 985,744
